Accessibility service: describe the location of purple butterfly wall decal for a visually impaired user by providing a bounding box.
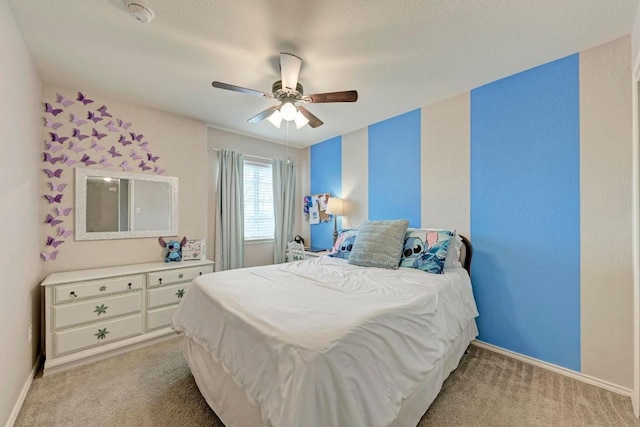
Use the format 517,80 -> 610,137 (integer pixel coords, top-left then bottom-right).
118,135 -> 132,146
146,153 -> 159,162
50,132 -> 68,144
61,154 -> 78,167
129,150 -> 142,160
43,168 -> 63,178
57,226 -> 73,238
138,141 -> 150,152
44,141 -> 64,153
44,117 -> 63,130
97,105 -> 112,118
87,111 -> 103,123
117,118 -> 132,129
99,156 -> 113,168
48,182 -> 67,192
44,214 -> 63,227
55,207 -> 72,216
105,121 -> 119,132
44,103 -> 63,116
138,160 -> 151,171
40,250 -> 60,261
120,160 -> 133,171
91,128 -> 107,140
154,166 -> 166,175
81,154 -> 97,166
70,113 -> 88,126
77,92 -> 94,105
130,132 -> 144,142
90,139 -> 105,151
56,93 -> 74,107
46,236 -> 65,248
72,128 -> 89,141
43,152 -> 63,164
69,141 -> 86,153
108,146 -> 122,158
44,194 -> 63,204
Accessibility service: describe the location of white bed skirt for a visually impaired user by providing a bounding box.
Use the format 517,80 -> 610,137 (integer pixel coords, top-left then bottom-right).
182,319 -> 479,427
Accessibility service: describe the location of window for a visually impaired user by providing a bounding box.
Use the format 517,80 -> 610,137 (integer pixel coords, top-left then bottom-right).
243,160 -> 274,241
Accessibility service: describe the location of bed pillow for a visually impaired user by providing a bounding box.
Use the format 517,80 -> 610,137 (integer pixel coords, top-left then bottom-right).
400,229 -> 453,274
348,220 -> 409,269
328,228 -> 359,260
408,228 -> 462,268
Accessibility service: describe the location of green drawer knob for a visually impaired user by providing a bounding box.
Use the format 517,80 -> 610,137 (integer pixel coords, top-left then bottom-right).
176,289 -> 185,299
95,328 -> 109,340
99,285 -> 107,292
94,304 -> 108,316
178,273 -> 184,279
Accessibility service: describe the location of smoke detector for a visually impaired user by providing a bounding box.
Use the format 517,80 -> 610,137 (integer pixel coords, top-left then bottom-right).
126,1 -> 154,23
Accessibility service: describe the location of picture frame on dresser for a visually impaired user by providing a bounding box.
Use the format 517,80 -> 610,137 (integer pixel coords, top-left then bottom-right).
40,259 -> 214,375
182,238 -> 205,261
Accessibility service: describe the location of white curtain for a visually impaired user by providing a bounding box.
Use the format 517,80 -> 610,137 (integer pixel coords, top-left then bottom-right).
214,150 -> 244,270
272,159 -> 296,263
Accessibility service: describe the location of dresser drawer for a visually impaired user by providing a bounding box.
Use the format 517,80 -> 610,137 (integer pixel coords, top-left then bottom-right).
146,305 -> 178,331
55,275 -> 143,303
54,314 -> 142,356
53,292 -> 142,330
147,265 -> 213,287
147,283 -> 190,309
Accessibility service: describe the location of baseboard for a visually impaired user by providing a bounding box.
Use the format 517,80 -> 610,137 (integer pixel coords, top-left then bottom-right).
471,340 -> 632,397
5,353 -> 42,427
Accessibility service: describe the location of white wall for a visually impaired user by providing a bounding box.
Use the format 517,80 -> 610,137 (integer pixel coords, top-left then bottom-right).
207,127 -> 306,268
40,82 -> 209,276
580,36 -> 633,389
0,0 -> 42,424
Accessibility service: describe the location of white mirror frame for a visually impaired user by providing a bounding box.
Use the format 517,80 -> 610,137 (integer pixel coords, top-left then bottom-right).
75,167 -> 179,240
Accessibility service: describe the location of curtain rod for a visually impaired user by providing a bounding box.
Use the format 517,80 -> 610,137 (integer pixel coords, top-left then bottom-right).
207,147 -> 273,162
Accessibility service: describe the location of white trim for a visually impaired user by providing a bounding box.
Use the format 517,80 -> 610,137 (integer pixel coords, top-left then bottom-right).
5,353 -> 42,427
472,340 -> 632,397
632,42 -> 640,418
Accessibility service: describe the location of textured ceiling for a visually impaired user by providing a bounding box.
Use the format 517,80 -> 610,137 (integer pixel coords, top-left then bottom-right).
7,0 -> 639,147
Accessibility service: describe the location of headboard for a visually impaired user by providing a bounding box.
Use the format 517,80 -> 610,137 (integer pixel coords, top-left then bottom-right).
459,235 -> 473,276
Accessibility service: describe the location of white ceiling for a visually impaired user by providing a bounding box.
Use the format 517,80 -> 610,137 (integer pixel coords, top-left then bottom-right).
7,0 -> 639,147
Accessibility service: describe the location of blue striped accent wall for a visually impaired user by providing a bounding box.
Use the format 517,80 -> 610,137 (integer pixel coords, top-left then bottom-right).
310,136 -> 342,250
368,109 -> 421,227
470,54 -> 581,370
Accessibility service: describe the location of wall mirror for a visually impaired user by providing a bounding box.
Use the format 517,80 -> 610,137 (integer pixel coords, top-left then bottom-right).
75,167 -> 178,240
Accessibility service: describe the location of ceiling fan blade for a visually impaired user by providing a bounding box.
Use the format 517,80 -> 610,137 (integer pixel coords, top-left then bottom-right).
297,105 -> 324,128
212,81 -> 273,98
247,105 -> 279,123
280,53 -> 302,92
304,90 -> 358,103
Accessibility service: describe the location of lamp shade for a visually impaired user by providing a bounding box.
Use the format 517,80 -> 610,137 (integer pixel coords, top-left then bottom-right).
326,197 -> 344,216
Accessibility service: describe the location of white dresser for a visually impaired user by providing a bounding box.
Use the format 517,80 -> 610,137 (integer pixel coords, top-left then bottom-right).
41,259 -> 214,375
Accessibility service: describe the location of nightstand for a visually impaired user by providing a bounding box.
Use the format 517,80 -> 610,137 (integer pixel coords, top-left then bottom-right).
304,250 -> 332,259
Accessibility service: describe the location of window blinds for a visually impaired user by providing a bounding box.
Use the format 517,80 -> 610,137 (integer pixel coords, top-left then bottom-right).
243,160 -> 274,240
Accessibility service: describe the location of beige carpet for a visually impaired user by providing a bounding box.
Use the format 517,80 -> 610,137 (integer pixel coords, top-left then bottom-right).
16,338 -> 639,426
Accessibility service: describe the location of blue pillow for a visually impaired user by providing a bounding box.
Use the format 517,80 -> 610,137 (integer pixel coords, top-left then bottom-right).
400,229 -> 453,274
348,220 -> 409,269
328,228 -> 358,260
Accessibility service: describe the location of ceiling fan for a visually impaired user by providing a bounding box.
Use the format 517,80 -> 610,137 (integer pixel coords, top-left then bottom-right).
211,53 -> 358,129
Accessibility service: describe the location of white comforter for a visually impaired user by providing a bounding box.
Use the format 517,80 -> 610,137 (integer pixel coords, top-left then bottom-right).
172,256 -> 478,427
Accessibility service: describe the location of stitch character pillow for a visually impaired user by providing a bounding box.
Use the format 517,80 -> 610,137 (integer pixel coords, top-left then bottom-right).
399,229 -> 453,274
328,228 -> 358,260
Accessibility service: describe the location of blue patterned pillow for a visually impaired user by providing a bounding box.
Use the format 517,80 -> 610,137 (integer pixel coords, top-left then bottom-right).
400,229 -> 453,274
328,228 -> 358,260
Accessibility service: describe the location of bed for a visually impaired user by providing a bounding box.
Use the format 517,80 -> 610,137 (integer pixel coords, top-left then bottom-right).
172,234 -> 478,427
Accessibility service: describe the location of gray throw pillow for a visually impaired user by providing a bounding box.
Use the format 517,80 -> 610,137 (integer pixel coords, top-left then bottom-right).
348,219 -> 409,269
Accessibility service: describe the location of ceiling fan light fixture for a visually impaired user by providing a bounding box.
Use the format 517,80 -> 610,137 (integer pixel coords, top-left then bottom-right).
280,102 -> 297,122
294,111 -> 309,129
266,109 -> 283,128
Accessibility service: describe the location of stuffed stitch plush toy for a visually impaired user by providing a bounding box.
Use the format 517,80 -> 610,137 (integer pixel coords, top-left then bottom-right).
158,236 -> 187,262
